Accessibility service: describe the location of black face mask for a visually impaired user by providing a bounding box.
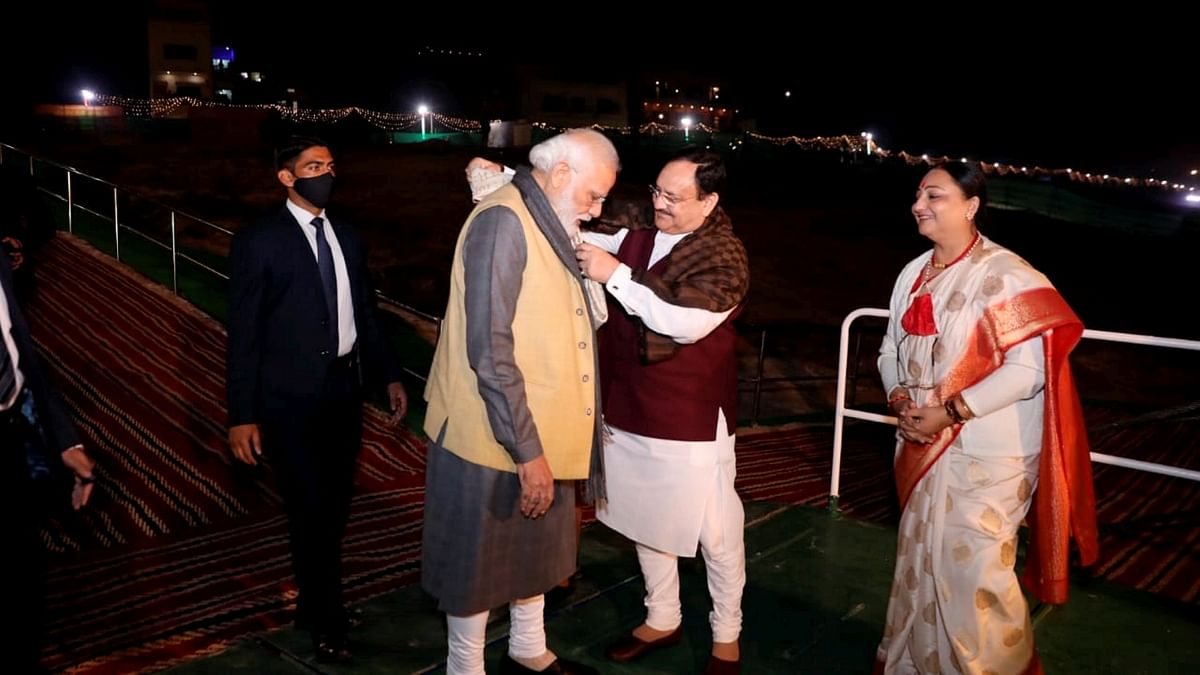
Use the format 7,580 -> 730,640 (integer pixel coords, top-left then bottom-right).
292,172 -> 334,209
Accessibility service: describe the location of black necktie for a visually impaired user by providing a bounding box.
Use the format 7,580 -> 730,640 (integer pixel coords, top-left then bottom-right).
311,217 -> 339,347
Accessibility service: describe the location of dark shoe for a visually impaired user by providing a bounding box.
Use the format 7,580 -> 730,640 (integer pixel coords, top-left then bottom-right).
704,654 -> 741,675
344,607 -> 365,631
545,579 -> 576,604
498,653 -> 599,674
312,634 -> 352,664
604,626 -> 684,662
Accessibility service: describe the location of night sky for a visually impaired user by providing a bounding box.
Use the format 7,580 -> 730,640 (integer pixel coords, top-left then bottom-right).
9,5 -> 1197,180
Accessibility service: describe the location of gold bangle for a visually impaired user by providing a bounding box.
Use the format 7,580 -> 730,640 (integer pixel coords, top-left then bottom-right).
955,396 -> 975,421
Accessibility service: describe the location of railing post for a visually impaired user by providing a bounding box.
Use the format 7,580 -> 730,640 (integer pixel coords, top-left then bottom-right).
831,317 -> 850,513
751,329 -> 767,426
113,187 -> 120,261
170,211 -> 178,294
66,171 -> 74,233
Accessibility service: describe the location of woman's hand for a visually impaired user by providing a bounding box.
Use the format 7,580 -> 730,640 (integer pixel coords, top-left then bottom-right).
890,395 -> 915,417
897,404 -> 954,444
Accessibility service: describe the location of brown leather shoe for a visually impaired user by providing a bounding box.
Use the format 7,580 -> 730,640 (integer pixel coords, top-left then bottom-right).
604,626 -> 683,662
704,654 -> 741,675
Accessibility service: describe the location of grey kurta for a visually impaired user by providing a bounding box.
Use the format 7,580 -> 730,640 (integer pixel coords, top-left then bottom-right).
420,204 -> 577,616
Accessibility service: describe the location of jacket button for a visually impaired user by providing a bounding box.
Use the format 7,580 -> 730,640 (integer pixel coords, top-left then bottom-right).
576,308 -> 584,316
578,341 -> 587,349
320,319 -> 329,326
320,350 -> 330,356
581,374 -> 589,383
585,408 -> 592,416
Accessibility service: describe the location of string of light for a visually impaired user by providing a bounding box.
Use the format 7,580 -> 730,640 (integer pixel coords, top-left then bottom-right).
92,94 -> 1195,193
95,94 -> 483,133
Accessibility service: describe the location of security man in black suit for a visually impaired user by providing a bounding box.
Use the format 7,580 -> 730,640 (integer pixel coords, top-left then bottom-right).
226,136 -> 407,663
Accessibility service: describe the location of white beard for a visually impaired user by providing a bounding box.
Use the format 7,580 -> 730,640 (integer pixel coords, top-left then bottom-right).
551,193 -> 583,241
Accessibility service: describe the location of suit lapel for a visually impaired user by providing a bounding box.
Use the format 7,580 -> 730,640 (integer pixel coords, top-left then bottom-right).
279,206 -> 317,269
277,207 -> 331,319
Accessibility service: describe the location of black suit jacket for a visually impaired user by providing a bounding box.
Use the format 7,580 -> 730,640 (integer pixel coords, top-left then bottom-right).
1,255 -> 80,455
226,206 -> 401,426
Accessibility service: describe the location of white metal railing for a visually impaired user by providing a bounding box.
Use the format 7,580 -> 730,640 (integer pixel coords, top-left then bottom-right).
1,141 -> 443,381
830,307 -> 1200,512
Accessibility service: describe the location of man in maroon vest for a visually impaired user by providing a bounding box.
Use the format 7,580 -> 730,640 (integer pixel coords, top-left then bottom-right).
575,150 -> 750,675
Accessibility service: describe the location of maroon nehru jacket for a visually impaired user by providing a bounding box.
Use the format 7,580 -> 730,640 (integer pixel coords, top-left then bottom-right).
599,228 -> 741,442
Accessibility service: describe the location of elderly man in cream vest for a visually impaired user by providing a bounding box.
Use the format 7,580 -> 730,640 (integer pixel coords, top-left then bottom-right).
421,129 -> 617,675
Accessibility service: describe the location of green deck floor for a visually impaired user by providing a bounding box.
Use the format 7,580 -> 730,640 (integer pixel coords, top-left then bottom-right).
165,503 -> 1200,674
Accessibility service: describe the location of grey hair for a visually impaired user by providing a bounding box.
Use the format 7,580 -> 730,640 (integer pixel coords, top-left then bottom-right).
528,128 -> 620,174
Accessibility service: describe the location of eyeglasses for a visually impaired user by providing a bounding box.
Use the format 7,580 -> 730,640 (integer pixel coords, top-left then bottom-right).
894,333 -> 939,392
648,184 -> 701,207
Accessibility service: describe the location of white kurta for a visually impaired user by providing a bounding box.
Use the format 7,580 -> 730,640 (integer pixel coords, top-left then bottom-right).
602,409 -> 738,555
583,229 -> 738,556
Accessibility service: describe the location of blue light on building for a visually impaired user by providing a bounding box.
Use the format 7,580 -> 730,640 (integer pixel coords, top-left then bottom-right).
212,46 -> 235,69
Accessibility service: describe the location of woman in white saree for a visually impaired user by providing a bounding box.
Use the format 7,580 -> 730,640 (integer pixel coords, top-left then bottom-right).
874,162 -> 1099,674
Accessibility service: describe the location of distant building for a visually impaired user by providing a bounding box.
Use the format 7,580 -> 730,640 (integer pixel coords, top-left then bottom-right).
638,73 -> 734,131
519,67 -> 628,129
147,0 -> 212,99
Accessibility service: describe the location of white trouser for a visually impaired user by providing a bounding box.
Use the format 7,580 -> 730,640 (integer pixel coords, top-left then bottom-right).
636,463 -> 745,643
446,595 -> 547,674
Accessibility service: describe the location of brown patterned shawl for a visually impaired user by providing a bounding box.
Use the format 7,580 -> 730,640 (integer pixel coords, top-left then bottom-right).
588,200 -> 749,362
